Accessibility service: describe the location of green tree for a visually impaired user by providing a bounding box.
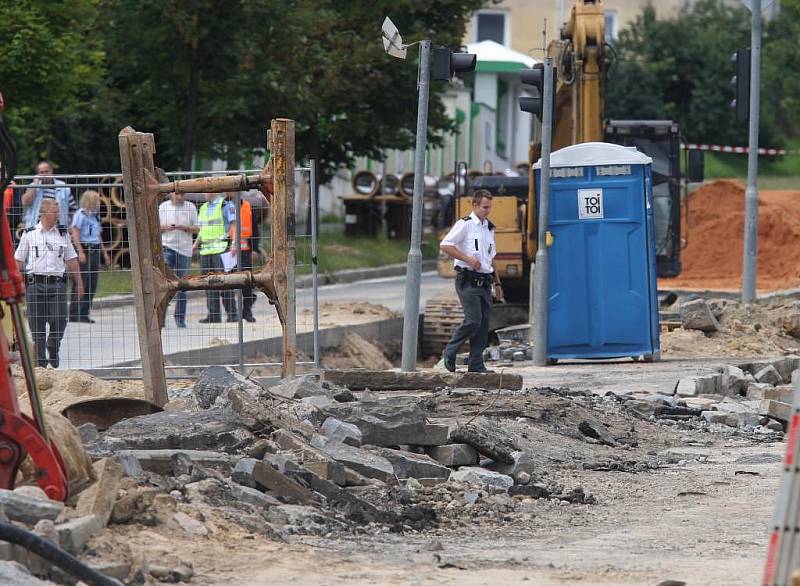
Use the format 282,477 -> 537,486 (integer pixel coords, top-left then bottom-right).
0,0 -> 103,171
97,0 -> 488,177
605,0 -> 773,147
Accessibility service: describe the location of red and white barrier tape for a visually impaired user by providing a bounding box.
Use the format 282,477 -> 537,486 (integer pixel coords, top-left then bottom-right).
682,143 -> 797,156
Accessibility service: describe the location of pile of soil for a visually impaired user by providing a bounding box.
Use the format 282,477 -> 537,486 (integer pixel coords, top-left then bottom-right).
659,179 -> 800,291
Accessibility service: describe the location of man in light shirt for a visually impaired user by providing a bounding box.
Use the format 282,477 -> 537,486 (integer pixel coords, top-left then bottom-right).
159,192 -> 199,328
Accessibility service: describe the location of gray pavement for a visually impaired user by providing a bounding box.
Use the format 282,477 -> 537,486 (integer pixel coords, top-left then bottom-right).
55,271 -> 454,370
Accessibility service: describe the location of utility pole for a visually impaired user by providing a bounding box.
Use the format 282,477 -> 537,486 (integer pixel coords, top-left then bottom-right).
741,0 -> 761,303
531,58 -> 555,366
400,39 -> 431,372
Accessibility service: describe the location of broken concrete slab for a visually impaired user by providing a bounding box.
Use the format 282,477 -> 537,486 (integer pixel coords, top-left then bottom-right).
449,421 -> 518,464
0,489 -> 63,525
746,383 -> 784,401
451,467 -> 514,492
675,375 -> 721,397
56,515 -> 102,555
271,429 -> 347,486
269,376 -> 328,400
322,370 -> 523,391
483,451 -> 535,476
760,399 -> 792,423
679,298 -> 720,332
237,459 -> 314,504
231,484 -> 281,508
578,420 -> 616,446
372,448 -> 451,480
292,395 -> 337,426
115,449 -> 234,476
323,401 -> 449,447
318,442 -> 395,483
89,409 -> 254,453
193,365 -> 263,409
755,365 -> 783,386
321,417 -> 362,447
76,457 -> 123,527
167,511 -> 209,537
425,444 -> 479,467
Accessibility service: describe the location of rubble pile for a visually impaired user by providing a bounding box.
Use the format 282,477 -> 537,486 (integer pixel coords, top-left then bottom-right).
618,355 -> 798,435
0,367 -> 597,584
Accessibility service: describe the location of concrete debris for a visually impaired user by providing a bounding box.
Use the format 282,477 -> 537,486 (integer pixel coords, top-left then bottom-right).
56,515 -> 102,555
323,401 -> 449,447
450,467 -> 514,492
323,369 -> 523,391
679,298 -> 721,332
0,489 -> 63,526
425,444 -> 479,467
168,511 -> 210,537
578,420 -> 617,446
116,449 -> 234,476
760,399 -> 791,423
373,448 -> 452,481
271,429 -> 347,485
449,421 -> 518,464
321,417 -> 363,447
0,561 -> 57,585
193,365 -> 263,409
269,376 -> 329,400
76,457 -> 123,527
318,442 -> 395,483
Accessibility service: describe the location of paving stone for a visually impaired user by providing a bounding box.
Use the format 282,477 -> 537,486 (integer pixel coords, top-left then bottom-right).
0,489 -> 63,526
319,442 -> 395,483
116,449 -> 234,476
425,444 -> 479,467
450,467 -> 514,492
760,399 -> 792,423
746,383 -> 787,401
755,365 -> 783,386
76,457 -> 123,527
682,397 -> 719,411
323,401 -> 449,447
373,448 -> 451,480
269,376 -> 328,400
675,375 -> 720,397
56,515 -> 102,555
231,484 -> 281,508
679,299 -> 720,332
91,409 -> 254,453
321,417 -> 362,447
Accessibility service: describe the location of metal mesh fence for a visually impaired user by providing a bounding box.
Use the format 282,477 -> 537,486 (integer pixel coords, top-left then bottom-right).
7,168 -> 316,376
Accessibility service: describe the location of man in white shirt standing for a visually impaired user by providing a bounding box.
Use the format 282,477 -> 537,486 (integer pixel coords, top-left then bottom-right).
159,192 -> 199,328
439,190 -> 503,373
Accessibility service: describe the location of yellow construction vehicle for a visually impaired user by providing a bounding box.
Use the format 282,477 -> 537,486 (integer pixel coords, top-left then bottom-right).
423,0 -> 703,356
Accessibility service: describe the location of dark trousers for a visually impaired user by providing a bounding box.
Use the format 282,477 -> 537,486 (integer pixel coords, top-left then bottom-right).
26,280 -> 68,368
163,247 -> 191,324
240,248 -> 255,318
200,253 -> 237,320
443,276 -> 492,371
69,245 -> 100,320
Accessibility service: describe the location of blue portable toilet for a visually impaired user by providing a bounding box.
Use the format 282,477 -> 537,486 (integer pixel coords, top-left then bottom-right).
533,142 -> 660,362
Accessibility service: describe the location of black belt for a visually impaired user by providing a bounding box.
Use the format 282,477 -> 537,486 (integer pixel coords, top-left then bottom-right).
455,267 -> 493,288
27,274 -> 65,284
82,243 -> 101,249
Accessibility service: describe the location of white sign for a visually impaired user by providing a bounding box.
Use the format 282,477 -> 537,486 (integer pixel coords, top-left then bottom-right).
577,188 -> 604,219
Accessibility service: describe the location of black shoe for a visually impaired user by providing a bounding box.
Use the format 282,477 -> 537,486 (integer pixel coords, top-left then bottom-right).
468,367 -> 495,374
227,315 -> 239,323
49,357 -> 59,369
78,317 -> 95,324
242,314 -> 256,323
68,316 -> 80,323
199,317 -> 221,323
443,354 -> 456,372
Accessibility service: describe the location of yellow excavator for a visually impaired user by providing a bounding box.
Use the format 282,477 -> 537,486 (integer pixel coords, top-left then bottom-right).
423,0 -> 703,356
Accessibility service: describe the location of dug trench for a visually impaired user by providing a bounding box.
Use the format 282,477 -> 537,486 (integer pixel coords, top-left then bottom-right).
2,327 -> 789,585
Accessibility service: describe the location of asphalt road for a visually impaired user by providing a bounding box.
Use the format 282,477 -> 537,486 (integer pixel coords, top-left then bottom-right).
56,271 -> 454,370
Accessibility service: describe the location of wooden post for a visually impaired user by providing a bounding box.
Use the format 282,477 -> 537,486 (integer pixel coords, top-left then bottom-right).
118,127 -> 168,406
270,119 -> 296,377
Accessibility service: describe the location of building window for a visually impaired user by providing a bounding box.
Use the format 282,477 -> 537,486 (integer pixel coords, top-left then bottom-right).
604,10 -> 618,43
474,11 -> 508,46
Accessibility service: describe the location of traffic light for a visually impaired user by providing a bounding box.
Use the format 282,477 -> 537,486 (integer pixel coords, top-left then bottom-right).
519,63 -> 556,121
432,48 -> 477,81
731,48 -> 750,123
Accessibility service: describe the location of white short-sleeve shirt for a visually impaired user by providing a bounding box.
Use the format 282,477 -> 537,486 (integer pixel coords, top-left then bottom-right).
440,211 -> 496,274
14,223 -> 78,276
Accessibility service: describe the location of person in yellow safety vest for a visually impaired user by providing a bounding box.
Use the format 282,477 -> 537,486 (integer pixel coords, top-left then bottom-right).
193,192 -> 238,323
229,196 -> 256,322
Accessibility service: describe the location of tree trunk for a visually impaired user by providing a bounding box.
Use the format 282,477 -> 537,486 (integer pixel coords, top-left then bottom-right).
181,33 -> 200,171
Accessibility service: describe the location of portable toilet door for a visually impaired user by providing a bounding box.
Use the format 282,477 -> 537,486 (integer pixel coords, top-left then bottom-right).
534,142 -> 660,361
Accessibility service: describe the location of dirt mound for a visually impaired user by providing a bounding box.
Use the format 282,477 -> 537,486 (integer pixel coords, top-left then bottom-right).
301,302 -> 399,328
322,332 -> 394,370
659,179 -> 800,291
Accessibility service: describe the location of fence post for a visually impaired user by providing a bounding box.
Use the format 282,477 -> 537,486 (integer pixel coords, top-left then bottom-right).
118,127 -> 168,406
271,119 -> 296,377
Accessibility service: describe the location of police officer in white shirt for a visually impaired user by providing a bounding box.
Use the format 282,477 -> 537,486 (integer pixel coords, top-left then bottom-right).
14,198 -> 84,368
439,190 -> 503,373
